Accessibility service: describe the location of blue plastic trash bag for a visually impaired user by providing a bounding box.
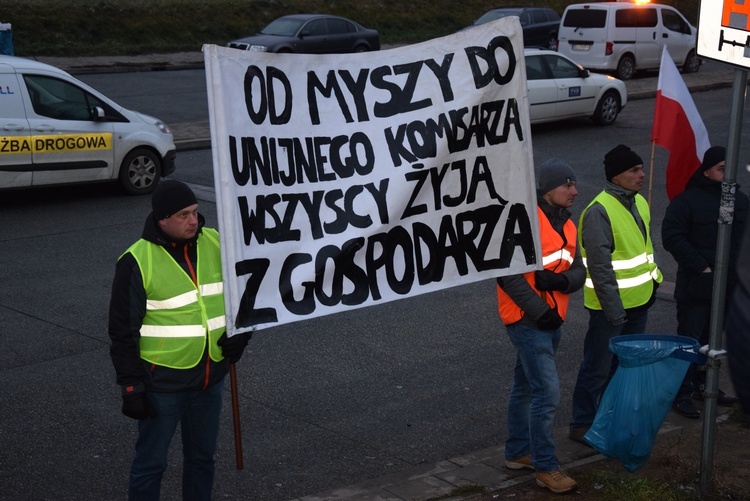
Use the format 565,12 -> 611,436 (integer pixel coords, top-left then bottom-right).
583,335 -> 699,472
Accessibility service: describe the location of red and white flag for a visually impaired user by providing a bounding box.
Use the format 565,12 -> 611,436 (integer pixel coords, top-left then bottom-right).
651,46 -> 710,200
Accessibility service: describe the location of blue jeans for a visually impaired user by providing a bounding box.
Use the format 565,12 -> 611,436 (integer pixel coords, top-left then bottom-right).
129,380 -> 225,501
504,323 -> 561,472
570,309 -> 648,431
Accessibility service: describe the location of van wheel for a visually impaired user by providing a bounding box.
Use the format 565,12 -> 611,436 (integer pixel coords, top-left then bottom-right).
593,90 -> 620,126
119,148 -> 161,195
683,50 -> 701,73
616,55 -> 635,80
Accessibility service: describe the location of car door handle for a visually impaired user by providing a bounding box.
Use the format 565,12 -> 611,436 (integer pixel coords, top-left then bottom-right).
35,125 -> 55,132
3,124 -> 26,131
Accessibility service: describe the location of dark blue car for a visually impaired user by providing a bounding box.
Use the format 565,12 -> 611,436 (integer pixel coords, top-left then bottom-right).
228,14 -> 380,54
466,7 -> 561,50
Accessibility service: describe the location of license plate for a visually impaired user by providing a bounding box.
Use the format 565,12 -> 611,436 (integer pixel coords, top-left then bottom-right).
572,44 -> 590,51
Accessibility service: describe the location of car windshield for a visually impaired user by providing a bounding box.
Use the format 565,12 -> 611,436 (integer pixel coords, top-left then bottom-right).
260,18 -> 306,36
475,10 -> 519,25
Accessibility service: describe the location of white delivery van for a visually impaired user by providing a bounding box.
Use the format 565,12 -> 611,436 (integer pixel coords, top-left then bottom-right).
0,55 -> 176,194
557,2 -> 700,80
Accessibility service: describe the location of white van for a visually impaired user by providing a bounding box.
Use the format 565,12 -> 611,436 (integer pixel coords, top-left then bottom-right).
0,55 -> 176,194
557,2 -> 700,80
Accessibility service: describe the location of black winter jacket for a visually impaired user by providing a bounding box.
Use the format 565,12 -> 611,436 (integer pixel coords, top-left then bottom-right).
662,170 -> 749,304
108,211 -> 229,392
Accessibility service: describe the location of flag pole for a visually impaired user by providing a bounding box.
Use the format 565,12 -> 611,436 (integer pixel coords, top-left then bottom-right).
648,141 -> 656,207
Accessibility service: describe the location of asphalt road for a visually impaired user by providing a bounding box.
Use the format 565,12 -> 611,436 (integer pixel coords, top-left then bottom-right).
1,63 -> 749,500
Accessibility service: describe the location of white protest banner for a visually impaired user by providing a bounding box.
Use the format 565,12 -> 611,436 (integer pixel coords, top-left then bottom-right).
204,19 -> 540,334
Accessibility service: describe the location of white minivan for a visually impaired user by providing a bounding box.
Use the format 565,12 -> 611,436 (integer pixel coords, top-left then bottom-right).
0,55 -> 176,194
557,2 -> 700,80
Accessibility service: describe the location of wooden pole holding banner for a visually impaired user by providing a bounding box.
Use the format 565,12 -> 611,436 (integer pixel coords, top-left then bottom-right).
230,363 -> 244,470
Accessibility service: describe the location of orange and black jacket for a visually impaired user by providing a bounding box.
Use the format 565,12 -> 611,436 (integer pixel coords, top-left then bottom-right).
496,200 -> 585,326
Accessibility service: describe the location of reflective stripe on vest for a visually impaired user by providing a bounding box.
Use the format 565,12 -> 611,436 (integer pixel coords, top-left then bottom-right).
580,192 -> 663,310
125,228 -> 226,369
497,206 -> 577,325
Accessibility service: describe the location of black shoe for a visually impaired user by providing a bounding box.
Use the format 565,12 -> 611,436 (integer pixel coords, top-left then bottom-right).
673,399 -> 700,419
692,389 -> 739,406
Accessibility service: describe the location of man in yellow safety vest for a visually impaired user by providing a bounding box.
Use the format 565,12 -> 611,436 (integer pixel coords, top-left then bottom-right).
108,180 -> 250,500
569,144 -> 663,445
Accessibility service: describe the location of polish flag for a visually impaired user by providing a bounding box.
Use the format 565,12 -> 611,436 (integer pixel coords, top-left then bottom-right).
651,47 -> 710,200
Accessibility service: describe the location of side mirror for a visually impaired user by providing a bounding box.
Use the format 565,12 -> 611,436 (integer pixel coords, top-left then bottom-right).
90,106 -> 106,120
579,68 -> 590,78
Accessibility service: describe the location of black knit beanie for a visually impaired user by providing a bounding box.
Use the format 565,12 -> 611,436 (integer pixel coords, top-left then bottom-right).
604,144 -> 643,181
151,180 -> 198,220
699,146 -> 725,172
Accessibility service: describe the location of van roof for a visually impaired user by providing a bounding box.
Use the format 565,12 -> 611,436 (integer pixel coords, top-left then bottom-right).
0,55 -> 69,75
565,1 -> 669,7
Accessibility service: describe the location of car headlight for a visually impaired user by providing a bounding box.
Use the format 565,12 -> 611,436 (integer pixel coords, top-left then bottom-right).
249,45 -> 268,52
154,120 -> 172,135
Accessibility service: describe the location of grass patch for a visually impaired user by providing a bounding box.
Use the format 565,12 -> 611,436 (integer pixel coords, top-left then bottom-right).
577,469 -> 699,501
2,0 -> 701,57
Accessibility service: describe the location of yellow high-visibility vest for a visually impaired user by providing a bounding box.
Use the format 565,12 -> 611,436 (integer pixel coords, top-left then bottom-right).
125,228 -> 226,369
580,192 -> 662,310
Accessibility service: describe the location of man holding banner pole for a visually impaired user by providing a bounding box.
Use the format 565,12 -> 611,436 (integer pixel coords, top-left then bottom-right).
497,158 -> 584,495
108,179 -> 250,500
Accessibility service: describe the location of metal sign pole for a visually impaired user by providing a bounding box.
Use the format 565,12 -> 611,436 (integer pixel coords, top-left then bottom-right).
699,67 -> 747,493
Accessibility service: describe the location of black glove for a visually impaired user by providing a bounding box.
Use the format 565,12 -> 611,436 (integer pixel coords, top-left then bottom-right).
536,308 -> 564,330
218,332 -> 251,364
121,385 -> 153,420
534,270 -> 569,292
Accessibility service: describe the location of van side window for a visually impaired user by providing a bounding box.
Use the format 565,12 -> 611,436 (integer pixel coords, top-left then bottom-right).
23,75 -> 103,121
636,8 -> 658,28
562,9 -> 606,28
616,8 -> 657,28
662,9 -> 691,35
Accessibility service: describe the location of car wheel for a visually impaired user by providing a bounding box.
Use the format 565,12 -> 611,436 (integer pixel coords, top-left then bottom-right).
119,148 -> 161,195
616,55 -> 635,80
593,90 -> 620,126
683,50 -> 701,73
354,45 -> 370,53
547,35 -> 557,51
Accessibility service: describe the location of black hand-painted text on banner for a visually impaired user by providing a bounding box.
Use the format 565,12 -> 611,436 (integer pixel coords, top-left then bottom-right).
203,20 -> 541,334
